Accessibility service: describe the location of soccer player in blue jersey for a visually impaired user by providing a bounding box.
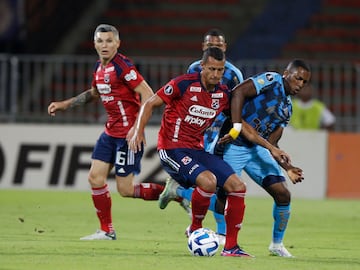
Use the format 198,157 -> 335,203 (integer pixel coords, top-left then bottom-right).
219,59 -> 311,257
158,29 -> 243,244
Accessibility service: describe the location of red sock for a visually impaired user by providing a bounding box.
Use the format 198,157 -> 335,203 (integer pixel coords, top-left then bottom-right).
133,183 -> 164,200
224,191 -> 246,250
91,184 -> 113,233
190,186 -> 213,231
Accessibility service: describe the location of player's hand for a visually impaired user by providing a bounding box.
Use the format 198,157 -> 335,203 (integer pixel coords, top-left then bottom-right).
47,101 -> 67,116
217,134 -> 233,144
127,128 -> 146,153
287,167 -> 304,184
270,147 -> 291,165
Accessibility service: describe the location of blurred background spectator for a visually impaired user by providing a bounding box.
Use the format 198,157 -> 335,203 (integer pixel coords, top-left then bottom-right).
290,84 -> 336,131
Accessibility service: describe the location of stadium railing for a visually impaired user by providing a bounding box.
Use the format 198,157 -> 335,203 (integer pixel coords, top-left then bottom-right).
0,54 -> 359,131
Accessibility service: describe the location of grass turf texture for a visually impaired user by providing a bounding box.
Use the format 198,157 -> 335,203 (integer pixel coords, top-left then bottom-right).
0,190 -> 359,270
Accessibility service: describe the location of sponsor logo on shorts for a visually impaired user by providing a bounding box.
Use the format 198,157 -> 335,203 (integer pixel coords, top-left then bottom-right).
181,156 -> 192,165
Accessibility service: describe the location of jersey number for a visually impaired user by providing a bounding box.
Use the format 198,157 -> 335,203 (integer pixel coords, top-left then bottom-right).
116,151 -> 127,166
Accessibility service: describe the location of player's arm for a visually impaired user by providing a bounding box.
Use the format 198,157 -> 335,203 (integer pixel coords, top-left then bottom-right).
128,93 -> 164,153
227,79 -> 257,140
126,80 -> 155,143
48,87 -> 99,116
239,121 -> 290,164
133,80 -> 154,105
268,126 -> 304,184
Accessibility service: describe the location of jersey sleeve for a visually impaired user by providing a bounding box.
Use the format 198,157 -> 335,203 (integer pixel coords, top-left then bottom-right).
120,66 -> 144,90
156,79 -> 181,104
250,72 -> 282,94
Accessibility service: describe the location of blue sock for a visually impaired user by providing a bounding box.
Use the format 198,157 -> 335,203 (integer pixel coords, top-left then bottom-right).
210,195 -> 226,235
177,186 -> 193,201
272,203 -> 290,244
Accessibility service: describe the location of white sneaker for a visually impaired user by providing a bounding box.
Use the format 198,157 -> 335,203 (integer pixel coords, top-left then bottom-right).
216,233 -> 226,245
80,229 -> 116,240
269,242 -> 294,258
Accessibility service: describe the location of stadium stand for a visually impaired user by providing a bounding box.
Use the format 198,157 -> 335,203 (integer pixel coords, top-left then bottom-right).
23,0 -> 94,54
281,0 -> 360,60
227,0 -> 322,60
76,0 -> 268,58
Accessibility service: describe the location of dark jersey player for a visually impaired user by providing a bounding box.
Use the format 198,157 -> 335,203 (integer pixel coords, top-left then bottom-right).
48,24 -> 168,240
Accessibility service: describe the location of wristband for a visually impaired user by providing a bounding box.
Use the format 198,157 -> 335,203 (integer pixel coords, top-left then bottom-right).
233,123 -> 242,132
229,128 -> 240,140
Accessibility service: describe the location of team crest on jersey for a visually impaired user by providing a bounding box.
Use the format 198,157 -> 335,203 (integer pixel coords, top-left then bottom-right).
164,84 -> 173,95
104,74 -> 110,83
124,69 -> 137,81
190,86 -> 201,92
211,99 -> 220,110
181,156 -> 192,165
266,73 -> 274,81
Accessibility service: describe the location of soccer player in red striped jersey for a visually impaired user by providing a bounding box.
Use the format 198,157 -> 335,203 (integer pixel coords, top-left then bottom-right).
129,47 -> 290,257
48,24 -> 166,240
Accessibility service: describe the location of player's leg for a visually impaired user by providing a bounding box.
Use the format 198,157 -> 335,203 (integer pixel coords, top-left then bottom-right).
212,188 -> 226,243
81,158 -> 116,240
117,174 -> 164,200
264,181 -> 293,258
199,152 -> 252,257
244,145 -> 293,257
220,173 -> 253,257
158,178 -> 226,242
189,170 -> 217,231
158,149 -> 216,232
115,139 -> 164,200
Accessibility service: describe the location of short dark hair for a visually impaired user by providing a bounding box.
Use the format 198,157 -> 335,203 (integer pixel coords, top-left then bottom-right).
286,59 -> 311,73
202,47 -> 225,63
94,24 -> 120,40
203,28 -> 226,41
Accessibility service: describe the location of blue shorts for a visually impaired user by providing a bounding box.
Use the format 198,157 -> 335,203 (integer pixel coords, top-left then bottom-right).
223,143 -> 285,187
92,132 -> 143,177
158,148 -> 235,188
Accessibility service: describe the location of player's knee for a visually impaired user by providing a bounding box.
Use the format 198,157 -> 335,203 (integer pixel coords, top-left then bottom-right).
197,171 -> 217,192
88,173 -> 106,188
275,189 -> 291,205
223,175 -> 247,193
116,182 -> 134,197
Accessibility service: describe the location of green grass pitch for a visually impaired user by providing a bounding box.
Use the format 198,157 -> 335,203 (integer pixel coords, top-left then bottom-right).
0,189 -> 359,270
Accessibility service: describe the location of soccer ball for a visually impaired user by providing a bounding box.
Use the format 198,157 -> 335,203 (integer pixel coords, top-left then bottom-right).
187,228 -> 219,256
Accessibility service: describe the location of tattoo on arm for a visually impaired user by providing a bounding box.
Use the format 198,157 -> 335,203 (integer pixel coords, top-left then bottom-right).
69,90 -> 93,108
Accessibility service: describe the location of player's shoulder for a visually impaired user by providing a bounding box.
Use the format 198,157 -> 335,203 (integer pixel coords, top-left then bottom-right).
187,59 -> 201,74
251,71 -> 282,85
173,72 -> 199,84
112,53 -> 135,68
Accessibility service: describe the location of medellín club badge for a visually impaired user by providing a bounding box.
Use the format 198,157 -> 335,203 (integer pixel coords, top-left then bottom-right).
211,99 -> 220,110
104,74 -> 110,83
